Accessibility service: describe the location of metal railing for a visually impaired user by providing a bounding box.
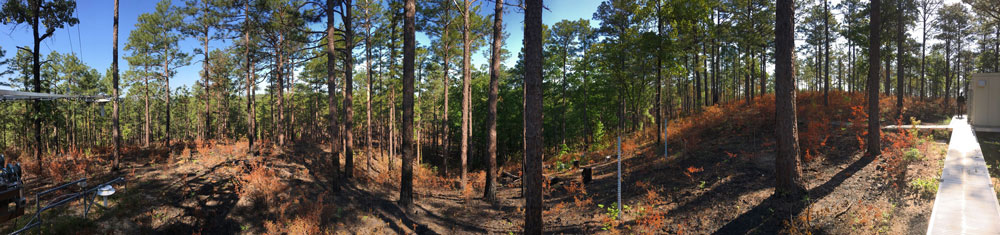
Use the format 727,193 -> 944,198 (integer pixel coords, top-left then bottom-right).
10,177 -> 125,235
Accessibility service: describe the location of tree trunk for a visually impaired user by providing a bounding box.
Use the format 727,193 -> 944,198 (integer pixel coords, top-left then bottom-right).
824,0 -> 830,106
896,0 -> 904,116
343,0 -> 355,178
484,0 -> 502,203
246,1 -> 255,155
165,56 -> 172,148
655,2 -> 663,148
868,0 -> 882,156
460,0 -> 472,194
838,56 -> 844,90
203,35 -> 212,142
695,52 -> 701,108
760,49 -> 767,95
561,37 -> 568,148
945,39 -> 951,108
774,0 -> 806,196
144,70 -> 151,148
921,14 -> 927,100
365,12 -> 374,170
400,0 -> 416,210
32,1 -> 43,163
277,45 -> 286,146
442,18 -> 452,176
884,53 -> 891,95
582,39 -> 591,150
112,0 -> 121,171
389,11 -> 399,170
523,1 -> 544,233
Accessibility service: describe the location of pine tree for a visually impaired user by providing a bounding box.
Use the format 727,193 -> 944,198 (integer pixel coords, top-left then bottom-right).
0,0 -> 79,164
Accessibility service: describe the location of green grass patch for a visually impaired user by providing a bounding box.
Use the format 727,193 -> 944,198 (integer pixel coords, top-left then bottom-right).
910,177 -> 938,198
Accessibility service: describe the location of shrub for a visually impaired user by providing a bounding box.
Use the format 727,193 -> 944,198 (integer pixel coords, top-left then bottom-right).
597,202 -> 628,232
635,189 -> 667,234
234,160 -> 287,207
910,177 -> 938,198
263,194 -> 329,234
415,164 -> 453,191
592,121 -> 606,151
904,148 -> 924,161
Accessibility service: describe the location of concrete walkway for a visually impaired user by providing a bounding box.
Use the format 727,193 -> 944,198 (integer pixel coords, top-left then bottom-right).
927,116 -> 1000,235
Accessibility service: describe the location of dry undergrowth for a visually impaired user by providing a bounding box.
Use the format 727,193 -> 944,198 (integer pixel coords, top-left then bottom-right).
234,159 -> 287,208
22,147 -> 97,181
264,196 -> 326,234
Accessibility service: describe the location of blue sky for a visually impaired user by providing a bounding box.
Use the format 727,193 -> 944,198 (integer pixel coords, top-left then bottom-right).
0,0 -> 603,90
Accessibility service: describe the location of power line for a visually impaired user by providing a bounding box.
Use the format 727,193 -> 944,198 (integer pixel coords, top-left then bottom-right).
67,25 -> 75,56
76,9 -> 83,59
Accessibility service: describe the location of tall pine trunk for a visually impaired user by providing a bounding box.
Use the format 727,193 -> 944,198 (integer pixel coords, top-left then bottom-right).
896,0 -> 904,116
32,1 -> 43,163
112,0 -> 121,170
165,56 -> 172,148
484,0 -> 502,203
460,0 -> 472,193
921,13 -> 927,100
144,69 -> 150,148
774,0 -> 806,196
343,0 -> 355,178
523,1 -> 544,233
203,34 -> 212,142
342,0 -> 354,178
246,1 -> 255,155
400,0 -> 416,211
441,7 -> 452,176
364,9 -> 374,170
824,0 -> 830,106
326,0 -> 339,182
655,2 -> 663,148
868,0 -> 883,156
945,39 -> 951,109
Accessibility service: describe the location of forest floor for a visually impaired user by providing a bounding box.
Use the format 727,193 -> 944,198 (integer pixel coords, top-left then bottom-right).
0,92 -> 960,234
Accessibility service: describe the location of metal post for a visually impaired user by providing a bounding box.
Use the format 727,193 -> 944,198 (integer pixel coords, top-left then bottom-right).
616,136 -> 622,219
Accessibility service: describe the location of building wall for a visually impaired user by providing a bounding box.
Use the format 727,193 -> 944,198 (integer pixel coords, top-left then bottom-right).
971,73 -> 1000,127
